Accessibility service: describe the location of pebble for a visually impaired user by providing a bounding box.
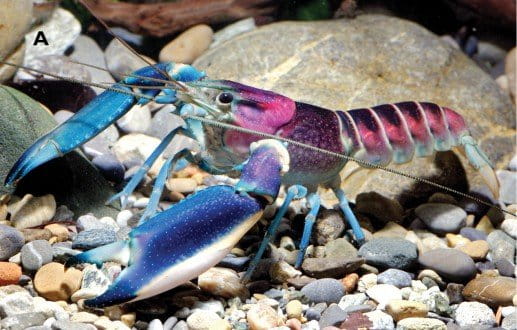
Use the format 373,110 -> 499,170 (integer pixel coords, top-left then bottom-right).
300,278 -> 345,304
486,230 -> 515,261
211,18 -> 256,48
501,218 -> 517,239
191,299 -> 224,317
246,303 -> 279,330
8,194 -> 56,230
44,224 -> 68,242
306,303 -> 326,321
286,300 -> 303,320
445,234 -> 470,247
76,214 -> 103,232
358,238 -> 418,270
163,316 -> 178,330
324,237 -> 358,259
20,240 -> 53,272
104,38 -> 154,81
71,264 -> 110,302
301,257 -> 364,278
314,210 -> 345,245
319,304 -> 347,328
462,275 -> 516,307
198,267 -> 249,299
0,312 -> 46,330
342,273 -> 359,293
186,310 -> 230,330
0,225 -> 24,260
454,301 -> 496,327
52,320 -> 96,330
146,105 -> 183,139
476,216 -> 495,234
159,25 -> 213,64
112,134 -> 162,173
446,283 -> 464,304
373,221 -> 408,239
395,317 -> 446,330
494,258 -> 515,277
457,240 -> 489,261
82,124 -> 119,158
34,262 -> 68,301
116,210 -> 133,228
358,273 -> 378,292
338,292 -> 368,310
415,203 -> 467,235
418,249 -> 476,282
0,262 -> 21,285
377,269 -> 413,288
459,228 -> 487,241
72,229 -> 116,250
502,312 -> 517,330
166,178 -> 198,194
497,170 -> 517,204
21,229 -> 52,242
385,300 -> 428,321
116,104 -> 152,134
0,291 -> 34,317
71,311 -> 99,323
355,192 -> 404,224
366,284 -> 402,308
364,310 -> 395,330
92,154 -> 125,184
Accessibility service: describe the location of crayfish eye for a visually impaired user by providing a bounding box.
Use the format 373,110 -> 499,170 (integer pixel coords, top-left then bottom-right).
217,92 -> 234,105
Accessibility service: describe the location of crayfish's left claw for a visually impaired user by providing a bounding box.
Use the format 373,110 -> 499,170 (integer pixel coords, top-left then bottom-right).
5,135 -> 60,186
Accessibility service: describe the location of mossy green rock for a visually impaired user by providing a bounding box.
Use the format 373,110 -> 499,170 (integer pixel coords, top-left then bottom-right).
194,15 -> 515,203
0,85 -> 117,217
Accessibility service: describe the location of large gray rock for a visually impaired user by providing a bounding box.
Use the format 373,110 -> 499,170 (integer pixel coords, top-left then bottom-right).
194,15 -> 515,203
0,86 -> 117,217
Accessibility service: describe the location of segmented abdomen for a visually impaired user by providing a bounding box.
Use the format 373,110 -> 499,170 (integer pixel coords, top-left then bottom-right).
336,102 -> 468,166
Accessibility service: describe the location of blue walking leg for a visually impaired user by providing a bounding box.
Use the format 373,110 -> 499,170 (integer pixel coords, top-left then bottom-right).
106,126 -> 193,208
295,193 -> 321,268
243,185 -> 307,282
333,188 -> 365,245
138,149 -> 192,225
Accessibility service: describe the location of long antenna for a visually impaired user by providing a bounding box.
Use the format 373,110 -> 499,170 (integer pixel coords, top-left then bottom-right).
183,114 -> 515,217
78,0 -> 187,92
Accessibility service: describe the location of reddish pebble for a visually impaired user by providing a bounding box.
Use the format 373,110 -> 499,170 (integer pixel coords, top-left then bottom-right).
342,273 -> 359,293
0,262 -> 22,286
286,318 -> 301,330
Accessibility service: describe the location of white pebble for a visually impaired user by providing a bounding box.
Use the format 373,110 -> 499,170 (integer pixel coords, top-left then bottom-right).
454,301 -> 496,326
116,210 -> 133,227
148,318 -> 164,330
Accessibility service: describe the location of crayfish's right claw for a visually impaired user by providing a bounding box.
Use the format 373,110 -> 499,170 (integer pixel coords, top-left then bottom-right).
5,136 -> 60,186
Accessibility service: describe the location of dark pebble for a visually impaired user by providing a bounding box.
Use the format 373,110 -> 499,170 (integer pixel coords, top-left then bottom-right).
301,278 -> 345,304
358,238 -> 418,270
446,283 -> 464,304
72,229 -> 116,250
459,228 -> 487,241
0,225 -> 24,261
246,280 -> 271,294
494,258 -> 515,277
377,268 -> 413,288
319,305 -> 347,328
92,153 -> 125,184
217,255 -> 249,271
301,257 -> 365,278
476,261 -> 496,272
306,302 -> 327,321
418,249 -> 476,282
52,205 -> 74,223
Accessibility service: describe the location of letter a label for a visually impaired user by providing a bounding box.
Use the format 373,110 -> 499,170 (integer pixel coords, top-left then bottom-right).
33,31 -> 49,46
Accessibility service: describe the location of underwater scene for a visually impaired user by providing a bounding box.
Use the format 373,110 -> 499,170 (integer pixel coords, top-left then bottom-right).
0,0 -> 515,329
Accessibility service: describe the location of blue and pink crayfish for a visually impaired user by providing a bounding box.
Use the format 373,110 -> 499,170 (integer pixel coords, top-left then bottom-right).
4,61 -> 500,307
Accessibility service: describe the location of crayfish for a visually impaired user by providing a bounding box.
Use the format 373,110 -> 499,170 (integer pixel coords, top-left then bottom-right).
2,4 -> 504,308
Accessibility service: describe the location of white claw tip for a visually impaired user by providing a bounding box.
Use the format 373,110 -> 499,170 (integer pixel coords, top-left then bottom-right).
479,164 -> 500,200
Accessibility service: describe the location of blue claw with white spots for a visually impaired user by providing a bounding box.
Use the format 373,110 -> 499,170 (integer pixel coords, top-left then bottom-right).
65,140 -> 290,307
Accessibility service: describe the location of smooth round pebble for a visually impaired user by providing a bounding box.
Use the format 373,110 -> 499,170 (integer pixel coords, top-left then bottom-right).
0,225 -> 24,260
20,240 -> 53,271
462,275 -> 516,307
501,218 -> 517,239
159,25 -> 213,64
300,278 -> 345,304
0,262 -> 21,285
457,240 -> 489,261
395,317 -> 446,330
385,300 -> 428,321
377,269 -> 413,288
418,249 -> 476,282
459,228 -> 487,241
286,300 -> 302,320
246,303 -> 279,330
366,284 -> 402,308
415,203 -> 466,235
364,310 -> 395,330
186,310 -> 228,330
318,304 -> 347,328
358,238 -> 418,270
454,301 -> 496,327
198,267 -> 249,299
